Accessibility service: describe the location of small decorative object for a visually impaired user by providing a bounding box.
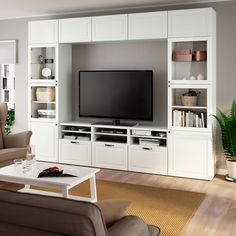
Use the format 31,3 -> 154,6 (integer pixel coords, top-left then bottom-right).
14,159 -> 23,168
39,55 -> 44,64
172,49 -> 192,61
45,59 -> 54,63
26,144 -> 36,166
38,166 -> 77,178
181,89 -> 200,106
194,51 -> 207,61
42,68 -> 52,78
211,99 -> 236,181
182,77 -> 187,80
36,87 -> 55,102
197,73 -> 205,80
189,76 -> 196,80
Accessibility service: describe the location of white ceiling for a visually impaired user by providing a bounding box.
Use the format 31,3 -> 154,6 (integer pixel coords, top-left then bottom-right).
0,0 -> 231,20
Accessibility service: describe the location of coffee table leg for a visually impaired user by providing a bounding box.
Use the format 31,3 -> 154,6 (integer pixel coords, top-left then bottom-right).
62,187 -> 69,198
24,184 -> 30,189
89,175 -> 97,202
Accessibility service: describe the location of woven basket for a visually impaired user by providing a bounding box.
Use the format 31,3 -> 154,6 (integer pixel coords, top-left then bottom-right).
36,87 -> 55,102
181,95 -> 197,106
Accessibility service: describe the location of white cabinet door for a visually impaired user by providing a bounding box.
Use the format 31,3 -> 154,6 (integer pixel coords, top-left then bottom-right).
93,143 -> 127,170
59,139 -> 91,166
168,8 -> 215,37
92,14 -> 127,41
59,17 -> 92,43
28,20 -> 58,44
168,130 -> 213,180
128,11 -> 167,40
129,145 -> 167,174
29,122 -> 58,162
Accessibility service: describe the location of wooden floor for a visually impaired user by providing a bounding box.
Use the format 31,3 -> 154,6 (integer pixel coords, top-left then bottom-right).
1,169 -> 235,235
96,169 -> 236,236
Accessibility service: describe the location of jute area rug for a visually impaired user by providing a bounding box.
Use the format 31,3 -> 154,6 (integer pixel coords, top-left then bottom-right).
5,180 -> 205,236
70,180 -> 205,236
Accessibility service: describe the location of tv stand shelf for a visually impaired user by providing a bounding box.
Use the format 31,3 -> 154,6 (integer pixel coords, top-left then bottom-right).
59,121 -> 168,174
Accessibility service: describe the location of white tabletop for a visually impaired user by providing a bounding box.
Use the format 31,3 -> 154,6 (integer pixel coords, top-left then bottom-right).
0,162 -> 100,188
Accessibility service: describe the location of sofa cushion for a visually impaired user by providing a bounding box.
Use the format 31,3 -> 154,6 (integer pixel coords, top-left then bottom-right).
108,215 -> 150,236
0,147 -> 27,163
147,225 -> 160,236
0,222 -> 62,236
96,199 -> 131,226
0,189 -> 108,236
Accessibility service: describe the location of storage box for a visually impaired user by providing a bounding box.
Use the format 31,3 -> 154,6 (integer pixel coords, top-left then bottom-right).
181,95 -> 198,106
172,53 -> 192,61
36,87 -> 55,102
194,51 -> 207,61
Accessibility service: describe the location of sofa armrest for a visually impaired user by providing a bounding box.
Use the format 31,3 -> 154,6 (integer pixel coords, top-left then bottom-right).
108,215 -> 149,236
4,131 -> 32,148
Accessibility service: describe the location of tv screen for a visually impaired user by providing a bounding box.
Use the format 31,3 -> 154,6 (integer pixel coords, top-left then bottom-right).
79,70 -> 153,120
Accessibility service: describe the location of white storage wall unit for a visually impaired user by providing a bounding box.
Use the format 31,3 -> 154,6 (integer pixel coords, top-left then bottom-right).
128,11 -> 167,40
28,7 -> 216,180
167,8 -> 216,180
59,122 -> 168,174
0,64 -> 15,109
28,42 -> 72,162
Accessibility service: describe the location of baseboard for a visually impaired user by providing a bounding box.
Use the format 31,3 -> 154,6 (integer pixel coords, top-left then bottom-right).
216,168 -> 228,175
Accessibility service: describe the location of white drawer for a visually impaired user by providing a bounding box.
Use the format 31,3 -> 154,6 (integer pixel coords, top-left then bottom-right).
93,142 -> 127,170
129,145 -> 167,175
59,139 -> 91,166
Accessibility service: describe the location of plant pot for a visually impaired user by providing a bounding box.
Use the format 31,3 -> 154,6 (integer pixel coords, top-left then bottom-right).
226,159 -> 236,179
181,95 -> 198,106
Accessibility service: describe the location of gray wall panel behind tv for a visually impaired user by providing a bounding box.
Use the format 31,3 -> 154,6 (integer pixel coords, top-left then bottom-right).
72,40 -> 167,126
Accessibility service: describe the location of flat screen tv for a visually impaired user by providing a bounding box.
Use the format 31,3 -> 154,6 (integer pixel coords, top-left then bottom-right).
79,70 -> 153,121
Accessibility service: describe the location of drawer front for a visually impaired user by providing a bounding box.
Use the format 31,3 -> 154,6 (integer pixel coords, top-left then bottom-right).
92,14 -> 127,41
93,143 -> 127,170
59,139 -> 91,166
128,11 -> 167,40
59,17 -> 92,43
129,145 -> 167,174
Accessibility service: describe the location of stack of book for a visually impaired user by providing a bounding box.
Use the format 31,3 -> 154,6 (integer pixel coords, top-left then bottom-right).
173,110 -> 206,128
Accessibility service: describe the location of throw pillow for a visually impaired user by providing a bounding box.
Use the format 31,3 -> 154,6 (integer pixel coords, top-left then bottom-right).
96,199 -> 132,226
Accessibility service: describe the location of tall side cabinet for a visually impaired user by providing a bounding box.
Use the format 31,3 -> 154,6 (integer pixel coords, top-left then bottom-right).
28,26 -> 72,162
167,9 -> 216,180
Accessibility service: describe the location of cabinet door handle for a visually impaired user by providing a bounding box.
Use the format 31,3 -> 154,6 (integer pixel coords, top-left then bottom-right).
142,147 -> 152,150
105,144 -> 114,147
71,141 -> 79,144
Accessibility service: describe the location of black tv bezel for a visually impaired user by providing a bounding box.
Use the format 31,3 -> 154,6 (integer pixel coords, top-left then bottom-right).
78,70 -> 153,121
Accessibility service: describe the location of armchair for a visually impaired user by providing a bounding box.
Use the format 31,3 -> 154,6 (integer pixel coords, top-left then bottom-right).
0,103 -> 32,167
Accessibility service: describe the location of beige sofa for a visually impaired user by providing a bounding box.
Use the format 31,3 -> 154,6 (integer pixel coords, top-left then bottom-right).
0,189 -> 160,236
0,103 -> 32,167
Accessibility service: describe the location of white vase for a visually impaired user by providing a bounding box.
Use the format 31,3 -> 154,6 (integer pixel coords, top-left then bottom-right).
226,159 -> 236,179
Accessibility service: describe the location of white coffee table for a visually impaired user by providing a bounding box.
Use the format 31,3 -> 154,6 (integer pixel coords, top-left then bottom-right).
0,161 -> 100,202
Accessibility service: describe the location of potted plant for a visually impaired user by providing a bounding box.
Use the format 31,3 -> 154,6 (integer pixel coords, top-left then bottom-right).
211,99 -> 236,179
5,108 -> 15,135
